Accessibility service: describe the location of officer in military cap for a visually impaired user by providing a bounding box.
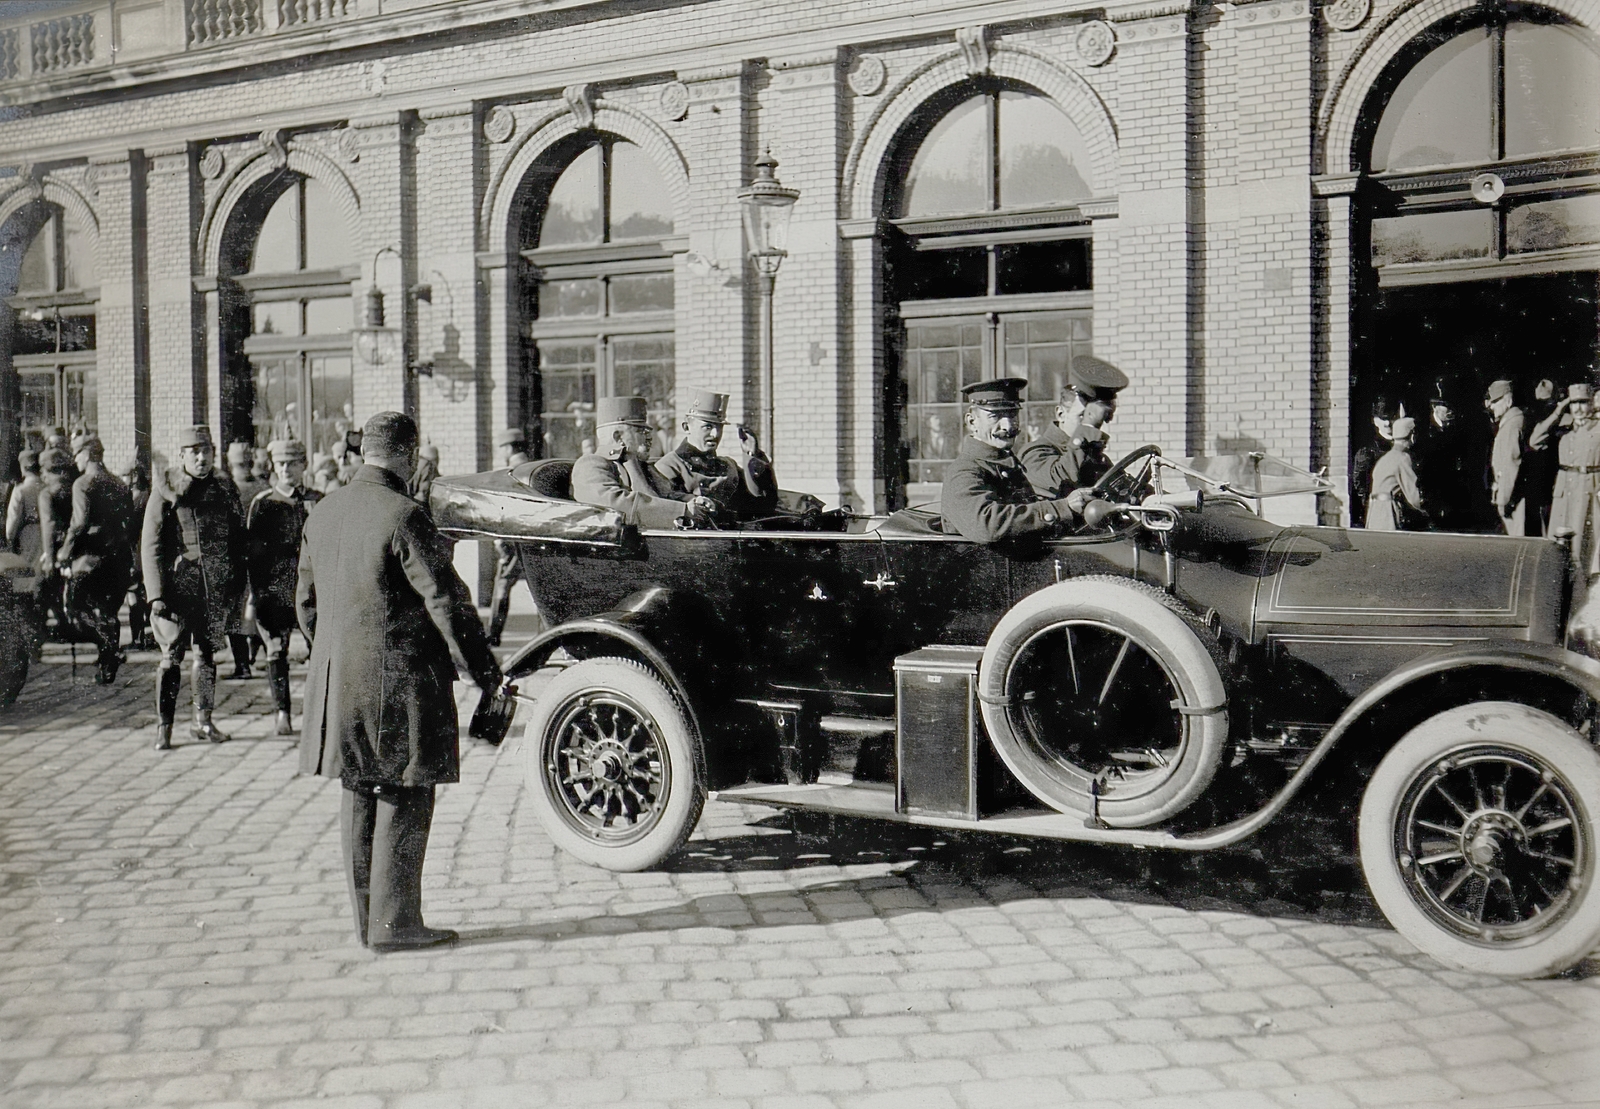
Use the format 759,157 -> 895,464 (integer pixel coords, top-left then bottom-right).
143,425 -> 246,750
654,389 -> 779,521
37,447 -> 77,640
1019,356 -> 1129,497
484,429 -> 532,647
941,378 -> 1090,544
248,439 -> 321,735
220,440 -> 266,677
55,436 -> 135,684
572,396 -> 714,529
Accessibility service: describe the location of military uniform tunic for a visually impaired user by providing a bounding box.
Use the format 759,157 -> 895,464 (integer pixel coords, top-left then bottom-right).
1366,447 -> 1425,531
247,484 -> 321,626
940,437 -> 1076,544
56,467 -> 135,671
571,454 -> 694,530
142,469 -> 246,650
654,442 -> 779,519
1018,422 -> 1110,497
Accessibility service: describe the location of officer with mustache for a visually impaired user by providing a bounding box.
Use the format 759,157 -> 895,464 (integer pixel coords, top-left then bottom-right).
940,378 -> 1090,544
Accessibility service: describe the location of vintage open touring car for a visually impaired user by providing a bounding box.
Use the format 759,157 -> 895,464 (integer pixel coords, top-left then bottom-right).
431,447 -> 1600,978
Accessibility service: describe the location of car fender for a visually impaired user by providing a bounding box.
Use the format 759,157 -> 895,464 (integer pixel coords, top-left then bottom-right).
500,585 -> 725,750
1175,640 -> 1600,849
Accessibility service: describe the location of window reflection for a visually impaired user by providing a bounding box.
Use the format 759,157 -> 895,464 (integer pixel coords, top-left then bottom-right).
998,92 -> 1093,208
1370,28 -> 1492,172
902,96 -> 990,217
1371,210 -> 1493,265
540,145 -> 603,247
1507,194 -> 1600,253
1505,23 -> 1600,158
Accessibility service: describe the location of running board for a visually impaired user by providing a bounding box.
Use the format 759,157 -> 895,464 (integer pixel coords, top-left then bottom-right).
710,781 -> 1184,848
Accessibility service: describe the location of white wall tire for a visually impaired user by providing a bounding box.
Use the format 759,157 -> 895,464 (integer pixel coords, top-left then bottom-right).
522,657 -> 705,872
978,576 -> 1230,827
1359,701 -> 1600,978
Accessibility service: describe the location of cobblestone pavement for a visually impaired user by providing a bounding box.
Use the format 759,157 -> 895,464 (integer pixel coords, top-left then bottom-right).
3,633 -> 1599,1109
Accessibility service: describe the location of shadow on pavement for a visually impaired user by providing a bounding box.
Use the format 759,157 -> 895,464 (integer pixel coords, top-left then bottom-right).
452,807 -> 1384,949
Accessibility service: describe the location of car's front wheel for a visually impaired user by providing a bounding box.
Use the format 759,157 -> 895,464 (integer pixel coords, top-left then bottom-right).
1359,701 -> 1600,977
522,657 -> 705,872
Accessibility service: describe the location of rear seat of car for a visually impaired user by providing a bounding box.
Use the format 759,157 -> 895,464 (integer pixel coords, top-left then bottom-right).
514,458 -> 575,501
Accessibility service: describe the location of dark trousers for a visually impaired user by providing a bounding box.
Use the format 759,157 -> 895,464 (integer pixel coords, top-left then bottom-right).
257,603 -> 299,715
66,566 -> 126,672
151,610 -> 218,724
339,782 -> 436,946
487,544 -> 523,642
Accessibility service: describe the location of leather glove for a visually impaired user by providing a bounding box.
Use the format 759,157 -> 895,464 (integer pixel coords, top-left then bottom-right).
1065,487 -> 1095,515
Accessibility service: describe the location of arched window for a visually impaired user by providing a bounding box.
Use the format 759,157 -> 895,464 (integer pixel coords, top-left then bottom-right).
884,83 -> 1096,502
519,137 -> 677,459
3,203 -> 98,446
1364,13 -> 1600,278
232,176 -> 356,453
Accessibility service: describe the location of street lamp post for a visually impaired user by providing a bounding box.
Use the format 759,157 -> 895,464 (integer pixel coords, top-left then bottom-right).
737,151 -> 799,457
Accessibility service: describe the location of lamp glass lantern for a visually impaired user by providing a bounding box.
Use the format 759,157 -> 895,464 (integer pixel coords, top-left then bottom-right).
737,152 -> 800,455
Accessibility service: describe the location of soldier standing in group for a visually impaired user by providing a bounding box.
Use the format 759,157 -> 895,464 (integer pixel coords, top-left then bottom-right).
55,437 -> 135,684
654,390 -> 779,521
37,447 -> 77,641
1414,385 -> 1478,532
941,378 -> 1090,544
247,439 -> 320,736
6,450 -> 45,660
1019,357 -> 1129,497
485,428 -> 531,647
119,456 -> 153,650
1539,384 -> 1600,643
572,397 -> 715,528
1486,379 -> 1529,535
1366,416 -> 1426,531
224,441 -> 266,679
1351,396 -> 1402,528
143,425 -> 246,751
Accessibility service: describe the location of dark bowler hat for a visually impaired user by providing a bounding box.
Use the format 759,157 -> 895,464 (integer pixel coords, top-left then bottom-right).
685,389 -> 730,423
494,426 -> 527,448
1068,355 -> 1129,398
961,377 -> 1028,410
177,425 -> 214,450
595,396 -> 651,427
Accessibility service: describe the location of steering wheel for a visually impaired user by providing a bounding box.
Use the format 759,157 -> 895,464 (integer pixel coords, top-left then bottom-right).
1091,444 -> 1162,505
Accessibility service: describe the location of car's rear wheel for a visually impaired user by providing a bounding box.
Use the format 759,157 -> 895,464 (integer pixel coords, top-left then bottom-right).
1359,701 -> 1600,977
977,577 -> 1230,827
522,657 -> 705,871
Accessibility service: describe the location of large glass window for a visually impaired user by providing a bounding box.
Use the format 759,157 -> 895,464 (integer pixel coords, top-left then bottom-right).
238,177 -> 355,452
522,137 -> 678,458
5,204 -> 98,446
1363,12 -> 1600,284
886,82 -> 1097,503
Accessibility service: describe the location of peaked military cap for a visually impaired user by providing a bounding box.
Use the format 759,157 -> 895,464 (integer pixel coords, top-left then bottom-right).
1486,379 -> 1514,402
596,395 -> 651,427
38,447 -> 71,474
1569,383 -> 1594,402
75,435 -> 103,457
494,426 -> 527,448
685,389 -> 730,423
1068,356 -> 1129,397
268,439 -> 307,462
177,425 -> 214,450
1391,416 -> 1417,439
961,377 -> 1028,410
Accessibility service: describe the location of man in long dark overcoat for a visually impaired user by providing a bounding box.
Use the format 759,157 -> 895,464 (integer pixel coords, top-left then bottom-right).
143,425 -> 246,750
297,412 -> 502,952
56,436 -> 134,684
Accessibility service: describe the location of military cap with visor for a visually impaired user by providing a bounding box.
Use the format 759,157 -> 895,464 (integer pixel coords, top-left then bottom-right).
1486,379 -> 1514,402
595,395 -> 652,427
38,447 -> 71,474
1568,383 -> 1594,402
268,438 -> 307,463
1067,355 -> 1129,399
961,377 -> 1028,410
177,425 -> 215,450
685,389 -> 731,423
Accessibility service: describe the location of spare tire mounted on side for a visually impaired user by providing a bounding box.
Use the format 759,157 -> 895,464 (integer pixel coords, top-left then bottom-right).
977,575 -> 1231,828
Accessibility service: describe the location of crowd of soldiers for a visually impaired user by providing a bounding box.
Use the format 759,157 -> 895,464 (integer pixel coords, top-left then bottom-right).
0,422 -> 447,749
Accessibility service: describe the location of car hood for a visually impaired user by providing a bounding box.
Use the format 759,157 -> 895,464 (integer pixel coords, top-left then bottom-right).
429,468 -> 628,549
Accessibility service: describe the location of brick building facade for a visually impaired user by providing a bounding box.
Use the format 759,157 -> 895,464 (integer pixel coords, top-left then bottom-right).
1,0 -> 1597,547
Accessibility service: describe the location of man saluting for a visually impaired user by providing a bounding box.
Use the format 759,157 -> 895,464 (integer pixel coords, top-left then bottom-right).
297,412 -> 501,952
1019,356 -> 1129,496
654,389 -> 778,521
941,378 -> 1091,544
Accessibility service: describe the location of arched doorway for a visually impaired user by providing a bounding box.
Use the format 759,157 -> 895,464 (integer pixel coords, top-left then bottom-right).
512,134 -> 677,460
218,173 -> 357,455
879,80 -> 1097,507
1352,6 -> 1600,513
0,200 -> 98,466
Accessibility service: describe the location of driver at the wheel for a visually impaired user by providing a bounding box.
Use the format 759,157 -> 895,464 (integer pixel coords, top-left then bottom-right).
1020,356 -> 1129,497
572,396 -> 716,528
941,378 -> 1092,544
654,389 -> 779,521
